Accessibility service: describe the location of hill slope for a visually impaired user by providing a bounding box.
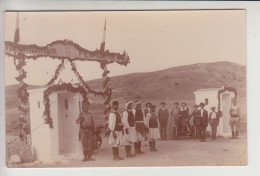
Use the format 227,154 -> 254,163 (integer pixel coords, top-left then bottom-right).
6,61 -> 246,108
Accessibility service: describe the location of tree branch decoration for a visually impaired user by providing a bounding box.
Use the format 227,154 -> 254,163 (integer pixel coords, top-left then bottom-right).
6,39 -> 130,129
217,86 -> 237,111
43,83 -> 89,128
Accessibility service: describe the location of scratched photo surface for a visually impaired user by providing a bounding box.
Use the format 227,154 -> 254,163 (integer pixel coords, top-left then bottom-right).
4,11 -> 247,167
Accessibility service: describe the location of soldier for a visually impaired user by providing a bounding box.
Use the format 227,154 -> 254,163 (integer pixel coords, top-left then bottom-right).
122,101 -> 136,158
146,105 -> 160,152
76,100 -> 95,162
108,101 -> 124,160
229,98 -> 240,139
132,101 -> 146,155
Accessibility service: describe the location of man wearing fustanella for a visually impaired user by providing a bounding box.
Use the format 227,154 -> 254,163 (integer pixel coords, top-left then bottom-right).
76,100 -> 95,162
108,101 -> 124,160
146,105 -> 160,152
158,102 -> 169,140
122,101 -> 136,157
132,101 -> 146,155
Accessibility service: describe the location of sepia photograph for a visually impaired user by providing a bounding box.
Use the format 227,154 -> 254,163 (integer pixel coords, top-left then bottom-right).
4,10 -> 247,168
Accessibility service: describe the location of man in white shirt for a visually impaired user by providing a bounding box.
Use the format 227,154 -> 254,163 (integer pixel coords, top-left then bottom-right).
122,101 -> 136,158
108,101 -> 124,160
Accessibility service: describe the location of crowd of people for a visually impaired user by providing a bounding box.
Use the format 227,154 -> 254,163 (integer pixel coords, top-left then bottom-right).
76,98 -> 240,162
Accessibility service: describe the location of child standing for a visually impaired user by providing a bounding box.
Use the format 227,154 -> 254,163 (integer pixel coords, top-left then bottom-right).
146,105 -> 160,152
209,106 -> 219,140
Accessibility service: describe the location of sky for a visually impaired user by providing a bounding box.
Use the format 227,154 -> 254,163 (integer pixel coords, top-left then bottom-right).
4,10 -> 246,86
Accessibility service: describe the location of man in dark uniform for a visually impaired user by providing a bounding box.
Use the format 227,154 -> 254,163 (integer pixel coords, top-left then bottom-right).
76,100 -> 95,162
158,102 -> 169,140
198,102 -> 208,142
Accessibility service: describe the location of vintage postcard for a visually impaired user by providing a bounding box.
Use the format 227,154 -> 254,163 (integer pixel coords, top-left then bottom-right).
4,10 -> 247,167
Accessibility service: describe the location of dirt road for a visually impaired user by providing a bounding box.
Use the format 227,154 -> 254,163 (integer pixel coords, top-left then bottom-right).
11,133 -> 247,168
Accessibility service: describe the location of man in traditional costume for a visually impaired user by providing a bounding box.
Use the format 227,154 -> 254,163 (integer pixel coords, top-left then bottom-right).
229,98 -> 240,139
132,101 -> 146,154
146,105 -> 160,152
122,101 -> 136,158
76,100 -> 95,162
108,101 -> 124,160
158,102 -> 169,140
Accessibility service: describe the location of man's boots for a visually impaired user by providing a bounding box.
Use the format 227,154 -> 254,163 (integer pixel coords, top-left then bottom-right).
149,141 -> 154,152
113,147 -> 119,161
235,132 -> 239,139
87,150 -> 95,161
116,147 -> 124,160
138,142 -> 145,154
125,145 -> 134,158
134,142 -> 139,155
82,150 -> 88,162
232,131 -> 235,139
153,141 -> 158,152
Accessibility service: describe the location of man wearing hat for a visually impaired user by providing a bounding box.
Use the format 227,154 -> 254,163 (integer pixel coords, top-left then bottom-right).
108,101 -> 124,160
178,102 -> 189,136
132,101 -> 146,154
169,102 -> 180,139
76,100 -> 96,162
158,102 -> 169,140
146,105 -> 160,152
198,102 -> 208,142
144,103 -> 152,117
122,101 -> 136,158
209,106 -> 220,140
189,105 -> 200,139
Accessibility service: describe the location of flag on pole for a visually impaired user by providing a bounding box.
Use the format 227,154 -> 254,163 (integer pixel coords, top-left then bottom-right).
14,12 -> 20,44
100,19 -> 106,52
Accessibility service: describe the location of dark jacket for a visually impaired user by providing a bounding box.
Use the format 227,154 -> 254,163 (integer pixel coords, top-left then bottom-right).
191,110 -> 201,126
199,109 -> 208,127
158,108 -> 169,125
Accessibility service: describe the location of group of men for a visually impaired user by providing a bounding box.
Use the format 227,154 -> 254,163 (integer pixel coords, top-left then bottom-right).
108,100 -> 160,161
76,98 -> 240,162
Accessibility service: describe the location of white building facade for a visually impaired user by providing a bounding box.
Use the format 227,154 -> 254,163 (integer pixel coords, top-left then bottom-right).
194,86 -> 236,137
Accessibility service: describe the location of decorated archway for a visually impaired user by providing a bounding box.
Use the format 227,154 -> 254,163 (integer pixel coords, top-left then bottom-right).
5,13 -> 130,139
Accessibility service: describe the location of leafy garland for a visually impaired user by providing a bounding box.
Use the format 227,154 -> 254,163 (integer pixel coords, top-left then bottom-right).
46,59 -> 65,85
7,40 -> 130,129
5,40 -> 130,65
217,86 -> 237,111
42,83 -> 88,128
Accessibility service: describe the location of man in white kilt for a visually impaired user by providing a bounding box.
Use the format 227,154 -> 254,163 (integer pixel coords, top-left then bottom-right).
132,101 -> 147,154
146,105 -> 160,152
108,101 -> 124,161
122,101 -> 137,158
